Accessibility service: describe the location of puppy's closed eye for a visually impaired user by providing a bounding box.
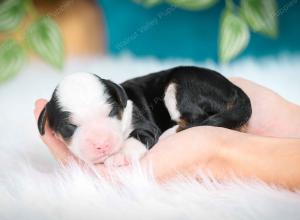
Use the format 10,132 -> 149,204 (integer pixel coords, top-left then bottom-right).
59,124 -> 77,139
109,104 -> 123,119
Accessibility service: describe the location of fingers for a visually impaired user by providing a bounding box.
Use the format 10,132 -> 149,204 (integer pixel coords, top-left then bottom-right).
34,99 -> 48,120
34,99 -> 76,165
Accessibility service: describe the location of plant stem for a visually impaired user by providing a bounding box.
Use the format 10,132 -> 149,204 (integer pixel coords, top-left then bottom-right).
225,0 -> 235,11
26,0 -> 39,20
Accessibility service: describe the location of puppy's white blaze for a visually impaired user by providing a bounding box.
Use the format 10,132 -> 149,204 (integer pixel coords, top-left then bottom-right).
69,129 -> 82,160
164,83 -> 181,122
121,100 -> 133,138
57,72 -> 111,120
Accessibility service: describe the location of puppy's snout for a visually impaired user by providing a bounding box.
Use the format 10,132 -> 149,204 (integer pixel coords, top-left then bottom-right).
71,119 -> 124,163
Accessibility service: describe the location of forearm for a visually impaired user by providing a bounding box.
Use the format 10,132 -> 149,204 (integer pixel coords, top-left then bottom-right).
141,127 -> 300,189
289,103 -> 300,135
218,132 -> 300,189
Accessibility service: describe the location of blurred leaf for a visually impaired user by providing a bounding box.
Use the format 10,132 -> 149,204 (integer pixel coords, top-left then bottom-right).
241,0 -> 278,37
26,17 -> 64,69
0,0 -> 26,31
134,0 -> 162,7
0,40 -> 26,83
166,0 -> 218,10
219,10 -> 250,62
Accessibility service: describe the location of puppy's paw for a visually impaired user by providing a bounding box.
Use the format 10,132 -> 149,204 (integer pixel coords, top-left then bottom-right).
159,125 -> 178,141
104,153 -> 130,167
122,137 -> 147,159
104,138 -> 147,167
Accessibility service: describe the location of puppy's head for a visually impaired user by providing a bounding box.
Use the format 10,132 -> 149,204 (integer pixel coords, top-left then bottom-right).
38,73 -> 132,164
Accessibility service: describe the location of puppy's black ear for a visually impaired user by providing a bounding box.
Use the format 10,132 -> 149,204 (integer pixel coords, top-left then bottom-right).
37,104 -> 48,135
105,80 -> 128,108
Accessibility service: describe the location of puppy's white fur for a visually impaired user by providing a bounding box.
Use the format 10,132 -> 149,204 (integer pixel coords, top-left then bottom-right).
121,138 -> 147,163
164,83 -> 181,122
57,73 -> 112,122
121,100 -> 134,139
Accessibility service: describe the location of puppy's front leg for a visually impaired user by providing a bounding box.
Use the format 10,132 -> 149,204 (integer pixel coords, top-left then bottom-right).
104,138 -> 147,167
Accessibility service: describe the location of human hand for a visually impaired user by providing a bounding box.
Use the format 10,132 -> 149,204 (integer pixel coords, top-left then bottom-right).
230,77 -> 300,137
141,126 -> 228,182
34,99 -> 74,164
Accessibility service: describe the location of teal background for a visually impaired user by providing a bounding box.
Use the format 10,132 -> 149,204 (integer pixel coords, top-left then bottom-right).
97,0 -> 300,61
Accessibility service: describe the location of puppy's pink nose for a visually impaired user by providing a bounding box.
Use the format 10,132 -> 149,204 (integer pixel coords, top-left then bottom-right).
95,142 -> 109,150
86,139 -> 110,151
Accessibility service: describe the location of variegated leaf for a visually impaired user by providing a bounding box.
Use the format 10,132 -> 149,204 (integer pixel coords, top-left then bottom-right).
0,0 -> 26,31
166,0 -> 218,10
241,0 -> 278,37
219,10 -> 250,62
26,17 -> 64,69
134,0 -> 162,7
0,40 -> 26,83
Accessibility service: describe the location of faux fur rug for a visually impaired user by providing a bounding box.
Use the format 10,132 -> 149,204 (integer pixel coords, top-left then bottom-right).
0,54 -> 300,220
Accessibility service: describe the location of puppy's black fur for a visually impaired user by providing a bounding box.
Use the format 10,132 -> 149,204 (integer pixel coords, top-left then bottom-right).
121,66 -> 252,148
39,89 -> 77,141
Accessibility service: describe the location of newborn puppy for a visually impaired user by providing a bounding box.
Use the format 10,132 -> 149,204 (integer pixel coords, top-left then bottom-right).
38,66 -> 252,166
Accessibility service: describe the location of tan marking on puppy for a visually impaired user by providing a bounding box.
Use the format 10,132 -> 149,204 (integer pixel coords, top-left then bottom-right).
177,119 -> 188,132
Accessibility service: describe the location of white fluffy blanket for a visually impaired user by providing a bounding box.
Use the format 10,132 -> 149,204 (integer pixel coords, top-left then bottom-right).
0,54 -> 300,220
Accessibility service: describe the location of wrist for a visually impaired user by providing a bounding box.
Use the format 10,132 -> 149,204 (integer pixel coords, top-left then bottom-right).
205,129 -> 262,181
197,127 -> 239,180
289,103 -> 300,137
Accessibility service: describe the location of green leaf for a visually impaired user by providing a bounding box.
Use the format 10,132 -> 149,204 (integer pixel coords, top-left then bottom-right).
241,0 -> 278,37
0,40 -> 26,83
0,0 -> 26,31
26,17 -> 64,69
219,10 -> 250,63
166,0 -> 218,10
134,0 -> 162,7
